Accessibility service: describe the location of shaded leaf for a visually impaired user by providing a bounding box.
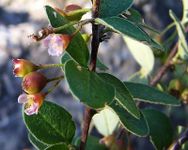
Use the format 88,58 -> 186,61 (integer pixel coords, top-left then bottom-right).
124,82 -> 180,106
128,71 -> 148,84
74,136 -> 107,150
85,136 -> 107,150
109,101 -> 149,137
96,17 -> 163,50
23,101 -> 76,144
99,0 -> 133,18
45,5 -> 89,66
98,73 -> 140,118
142,109 -> 174,150
45,143 -> 69,150
64,60 -> 115,108
28,133 -> 48,150
92,108 -> 119,136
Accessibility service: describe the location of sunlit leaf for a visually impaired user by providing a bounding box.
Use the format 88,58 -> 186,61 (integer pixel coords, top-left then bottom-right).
124,36 -> 155,76
92,108 -> 119,136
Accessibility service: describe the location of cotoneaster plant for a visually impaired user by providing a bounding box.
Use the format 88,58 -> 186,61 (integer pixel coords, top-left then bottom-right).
13,0 -> 188,150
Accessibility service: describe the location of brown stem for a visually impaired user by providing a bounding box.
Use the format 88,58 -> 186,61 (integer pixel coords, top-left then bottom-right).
150,26 -> 188,86
150,42 -> 178,86
79,0 -> 100,150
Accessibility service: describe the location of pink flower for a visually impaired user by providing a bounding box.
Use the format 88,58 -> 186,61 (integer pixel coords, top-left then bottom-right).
18,93 -> 45,115
43,34 -> 72,56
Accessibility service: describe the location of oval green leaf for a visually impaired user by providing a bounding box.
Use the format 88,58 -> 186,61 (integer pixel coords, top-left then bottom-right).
23,101 -> 76,144
142,109 -> 174,150
64,60 -> 115,108
45,5 -> 89,66
28,133 -> 49,150
124,82 -> 180,106
109,101 -> 149,137
61,52 -> 108,71
95,17 -> 163,50
99,0 -> 133,18
98,73 -> 140,119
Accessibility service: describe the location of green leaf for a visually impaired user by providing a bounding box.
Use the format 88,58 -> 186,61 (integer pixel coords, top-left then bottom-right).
23,101 -> 76,144
85,136 -> 107,150
92,108 -> 119,136
74,136 -> 106,150
128,71 -> 148,84
95,17 -> 163,50
99,0 -> 133,18
98,73 -> 140,119
123,8 -> 142,24
61,52 -> 108,70
142,109 -> 174,150
45,143 -> 69,150
64,60 -> 115,108
45,5 -> 89,66
169,10 -> 188,60
124,82 -> 180,106
123,36 -> 154,76
28,133 -> 48,150
66,8 -> 90,21
109,101 -> 149,137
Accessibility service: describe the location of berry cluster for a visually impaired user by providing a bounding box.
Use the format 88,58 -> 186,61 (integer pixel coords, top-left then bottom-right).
12,4 -> 87,115
13,59 -> 64,115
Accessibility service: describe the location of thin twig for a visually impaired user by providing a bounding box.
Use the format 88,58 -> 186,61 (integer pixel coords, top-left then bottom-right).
79,0 -> 100,150
172,129 -> 188,150
150,26 -> 188,86
150,42 -> 178,86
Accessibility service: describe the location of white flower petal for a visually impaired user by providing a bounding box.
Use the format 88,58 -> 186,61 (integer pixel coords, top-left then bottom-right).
18,93 -> 28,103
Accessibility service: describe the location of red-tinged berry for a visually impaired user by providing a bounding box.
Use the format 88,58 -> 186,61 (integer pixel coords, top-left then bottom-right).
12,59 -> 39,77
22,72 -> 47,94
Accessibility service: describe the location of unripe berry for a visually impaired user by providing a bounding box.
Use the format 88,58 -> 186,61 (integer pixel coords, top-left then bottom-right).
64,4 -> 82,13
12,59 -> 39,77
181,88 -> 188,104
22,72 -> 47,94
55,4 -> 87,21
168,79 -> 182,98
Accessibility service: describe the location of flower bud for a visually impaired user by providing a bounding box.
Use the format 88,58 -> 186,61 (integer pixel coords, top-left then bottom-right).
55,5 -> 88,21
22,72 -> 47,94
43,34 -> 72,56
64,4 -> 82,13
18,93 -> 45,115
12,59 -> 39,77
